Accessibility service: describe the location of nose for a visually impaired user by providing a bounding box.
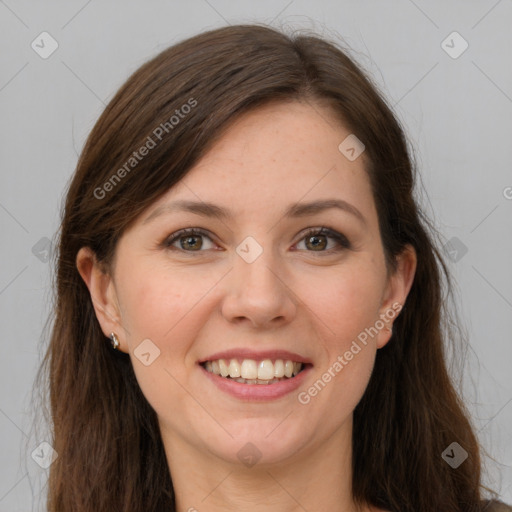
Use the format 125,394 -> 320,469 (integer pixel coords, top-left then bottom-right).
220,242 -> 297,329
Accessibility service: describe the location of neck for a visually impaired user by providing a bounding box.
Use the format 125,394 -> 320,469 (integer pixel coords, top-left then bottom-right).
162,417 -> 373,512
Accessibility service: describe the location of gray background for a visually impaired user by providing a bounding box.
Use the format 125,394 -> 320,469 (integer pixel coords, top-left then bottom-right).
1,0 -> 511,510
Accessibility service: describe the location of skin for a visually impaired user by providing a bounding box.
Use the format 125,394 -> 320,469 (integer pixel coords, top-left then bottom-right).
77,100 -> 417,512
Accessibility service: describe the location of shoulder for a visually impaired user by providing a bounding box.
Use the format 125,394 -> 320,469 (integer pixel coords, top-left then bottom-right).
483,500 -> 512,512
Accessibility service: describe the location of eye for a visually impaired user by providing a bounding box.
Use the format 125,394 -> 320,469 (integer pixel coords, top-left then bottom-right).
294,227 -> 351,253
162,226 -> 351,254
163,228 -> 216,252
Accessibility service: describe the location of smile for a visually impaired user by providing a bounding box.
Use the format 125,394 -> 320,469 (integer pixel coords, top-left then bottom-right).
201,358 -> 304,384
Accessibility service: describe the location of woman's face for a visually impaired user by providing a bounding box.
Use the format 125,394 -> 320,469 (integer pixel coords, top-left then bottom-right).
80,100 -> 416,468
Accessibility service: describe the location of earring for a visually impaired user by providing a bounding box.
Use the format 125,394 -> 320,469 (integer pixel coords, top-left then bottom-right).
109,332 -> 120,350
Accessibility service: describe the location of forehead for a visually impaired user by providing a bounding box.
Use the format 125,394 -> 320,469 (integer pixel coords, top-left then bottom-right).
140,100 -> 378,229
194,100 -> 361,174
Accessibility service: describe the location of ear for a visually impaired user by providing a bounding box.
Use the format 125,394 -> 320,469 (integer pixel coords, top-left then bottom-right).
376,244 -> 417,349
76,247 -> 128,352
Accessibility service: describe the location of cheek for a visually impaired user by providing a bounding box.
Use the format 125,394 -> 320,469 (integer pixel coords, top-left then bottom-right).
115,268 -> 203,412
295,267 -> 383,424
293,259 -> 385,406
117,267 -> 195,340
300,260 -> 385,347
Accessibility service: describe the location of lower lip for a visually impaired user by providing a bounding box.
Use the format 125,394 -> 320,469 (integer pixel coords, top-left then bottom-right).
199,364 -> 313,402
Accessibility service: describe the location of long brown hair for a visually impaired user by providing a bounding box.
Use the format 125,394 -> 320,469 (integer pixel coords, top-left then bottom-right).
36,23 -> 487,511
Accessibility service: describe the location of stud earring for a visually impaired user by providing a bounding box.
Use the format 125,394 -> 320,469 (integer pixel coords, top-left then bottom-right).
109,332 -> 120,350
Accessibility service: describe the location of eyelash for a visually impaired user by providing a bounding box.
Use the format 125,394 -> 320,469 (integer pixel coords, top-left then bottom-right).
162,227 -> 351,255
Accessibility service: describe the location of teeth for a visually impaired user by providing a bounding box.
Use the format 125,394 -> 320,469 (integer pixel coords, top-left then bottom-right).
257,359 -> 274,380
274,359 -> 285,378
218,359 -> 229,377
228,359 -> 240,378
240,360 -> 258,380
203,358 -> 304,383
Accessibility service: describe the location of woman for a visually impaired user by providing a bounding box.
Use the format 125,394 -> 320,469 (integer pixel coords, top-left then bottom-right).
38,23 -> 510,511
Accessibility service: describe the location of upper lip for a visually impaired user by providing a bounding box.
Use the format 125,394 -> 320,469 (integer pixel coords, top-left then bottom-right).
198,348 -> 313,365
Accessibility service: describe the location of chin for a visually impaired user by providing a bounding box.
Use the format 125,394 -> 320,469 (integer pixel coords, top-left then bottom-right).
203,417 -> 312,467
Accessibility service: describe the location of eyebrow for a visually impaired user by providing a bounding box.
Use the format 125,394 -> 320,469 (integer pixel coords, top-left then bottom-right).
143,198 -> 367,226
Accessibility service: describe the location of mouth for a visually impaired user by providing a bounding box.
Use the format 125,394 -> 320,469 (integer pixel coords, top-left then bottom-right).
200,358 -> 310,385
